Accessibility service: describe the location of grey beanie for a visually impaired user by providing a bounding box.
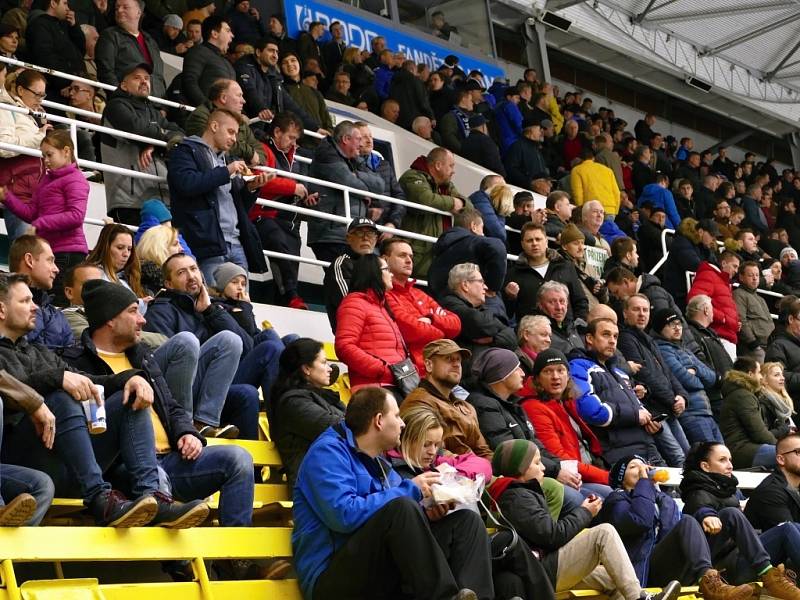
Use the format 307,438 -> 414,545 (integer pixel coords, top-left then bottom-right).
163,14 -> 183,29
213,262 -> 248,291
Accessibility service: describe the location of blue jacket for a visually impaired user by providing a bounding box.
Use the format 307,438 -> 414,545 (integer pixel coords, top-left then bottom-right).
599,219 -> 627,244
167,137 -> 267,272
427,226 -> 507,299
292,423 -> 421,599
468,190 -> 506,242
133,212 -> 193,257
601,478 -> 682,584
28,288 -> 74,349
493,100 -> 523,154
568,348 -> 656,463
142,288 -> 254,355
374,65 -> 394,100
637,184 -> 682,230
654,336 -> 716,417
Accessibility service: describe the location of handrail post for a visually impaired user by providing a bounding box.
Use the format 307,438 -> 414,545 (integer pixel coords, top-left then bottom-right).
69,122 -> 78,153
343,188 -> 351,221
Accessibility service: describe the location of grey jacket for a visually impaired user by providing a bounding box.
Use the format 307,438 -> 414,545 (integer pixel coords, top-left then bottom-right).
307,137 -> 384,246
95,26 -> 167,98
733,286 -> 774,348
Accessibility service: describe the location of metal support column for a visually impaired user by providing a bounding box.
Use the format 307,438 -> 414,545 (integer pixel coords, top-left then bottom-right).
523,20 -> 551,82
787,131 -> 800,171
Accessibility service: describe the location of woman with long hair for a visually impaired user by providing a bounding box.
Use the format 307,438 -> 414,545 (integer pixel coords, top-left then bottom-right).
269,337 -> 344,486
678,441 -> 800,595
136,224 -> 182,294
0,129 -> 88,305
760,362 -> 796,431
335,254 -> 408,394
86,223 -> 147,305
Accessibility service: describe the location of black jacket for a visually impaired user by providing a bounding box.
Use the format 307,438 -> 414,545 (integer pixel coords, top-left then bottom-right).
460,131 -> 506,177
466,384 -> 560,478
632,161 -> 655,198
181,41 -> 236,106
439,293 -> 517,361
765,330 -> 800,400
637,219 -> 666,273
505,250 -> 589,322
503,137 -> 549,189
101,88 -> 183,148
268,386 -> 345,487
687,318 -> 733,413
428,227 -> 507,299
95,26 -> 166,97
617,324 -> 687,414
323,249 -> 356,332
27,13 -> 85,93
63,330 -> 202,450
233,54 -> 321,131
167,136 -> 267,272
744,469 -> 800,532
388,69 -> 433,130
678,469 -> 741,519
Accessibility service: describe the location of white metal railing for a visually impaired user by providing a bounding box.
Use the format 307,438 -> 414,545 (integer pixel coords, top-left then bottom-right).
0,55 -> 323,141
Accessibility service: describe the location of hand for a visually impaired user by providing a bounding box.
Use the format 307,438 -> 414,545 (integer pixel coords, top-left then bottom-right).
379,222 -> 395,242
451,198 -> 465,213
62,371 -> 102,403
294,183 -> 309,198
504,281 -> 520,299
138,146 -> 154,170
627,361 -> 642,373
581,495 -> 603,516
0,186 -> 6,203
141,295 -> 153,305
687,368 -> 697,375
425,502 -> 455,522
592,281 -> 603,294
30,403 -> 56,450
194,284 -> 211,313
644,419 -> 662,434
175,42 -> 190,54
317,128 -> 331,136
673,396 -> 686,415
40,123 -> 53,134
249,152 -> 261,166
411,471 -> 440,498
417,316 -> 432,325
65,8 -> 76,25
249,6 -> 260,19
123,375 -> 154,410
237,289 -> 251,302
634,384 -> 646,399
702,516 -> 722,534
227,160 -> 247,176
92,0 -> 107,13
532,208 -> 547,226
556,469 -> 582,489
247,172 -> 275,190
304,192 -> 320,206
638,408 -> 652,425
177,434 -> 202,460
258,109 -> 274,122
25,225 -> 36,235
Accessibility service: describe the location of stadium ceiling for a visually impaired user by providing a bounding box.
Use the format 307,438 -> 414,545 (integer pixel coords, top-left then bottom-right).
503,0 -> 800,137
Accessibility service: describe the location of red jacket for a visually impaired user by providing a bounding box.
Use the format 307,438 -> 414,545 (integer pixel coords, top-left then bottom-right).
687,261 -> 739,344
520,388 -> 609,485
335,289 -> 407,389
249,141 -> 297,221
384,279 -> 461,374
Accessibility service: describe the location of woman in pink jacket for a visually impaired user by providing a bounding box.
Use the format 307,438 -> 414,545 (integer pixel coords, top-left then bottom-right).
0,129 -> 88,304
335,254 -> 408,393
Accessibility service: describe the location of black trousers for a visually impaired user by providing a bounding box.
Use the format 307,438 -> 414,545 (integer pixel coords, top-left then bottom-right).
255,217 -> 301,302
648,515 -> 714,586
314,497 -> 493,600
107,208 -> 141,226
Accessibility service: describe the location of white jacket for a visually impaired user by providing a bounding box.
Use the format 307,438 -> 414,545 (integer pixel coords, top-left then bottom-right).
0,88 -> 46,158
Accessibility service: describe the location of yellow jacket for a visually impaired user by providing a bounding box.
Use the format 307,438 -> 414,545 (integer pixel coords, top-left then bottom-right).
570,159 -> 621,215
547,95 -> 564,134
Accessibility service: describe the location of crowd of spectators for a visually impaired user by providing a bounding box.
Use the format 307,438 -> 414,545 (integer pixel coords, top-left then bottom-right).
5,3 -> 800,600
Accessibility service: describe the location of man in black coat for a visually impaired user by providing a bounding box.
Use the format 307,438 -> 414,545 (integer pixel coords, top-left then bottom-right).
460,115 -> 505,177
765,297 -> 800,405
27,0 -> 86,97
685,294 -> 732,419
181,16 -> 236,106
745,435 -> 800,532
503,119 -> 549,189
388,59 -> 433,130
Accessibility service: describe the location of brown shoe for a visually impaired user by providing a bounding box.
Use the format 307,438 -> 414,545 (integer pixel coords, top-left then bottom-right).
0,493 -> 36,526
700,569 -> 758,600
763,564 -> 800,600
196,423 -> 239,439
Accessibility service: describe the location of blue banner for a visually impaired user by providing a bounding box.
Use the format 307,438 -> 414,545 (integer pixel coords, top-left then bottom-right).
282,0 -> 505,82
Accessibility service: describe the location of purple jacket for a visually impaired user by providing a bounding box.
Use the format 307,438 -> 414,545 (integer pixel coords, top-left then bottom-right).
4,162 -> 89,253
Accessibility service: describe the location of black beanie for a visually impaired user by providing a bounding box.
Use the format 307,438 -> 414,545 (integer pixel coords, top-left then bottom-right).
82,279 -> 138,332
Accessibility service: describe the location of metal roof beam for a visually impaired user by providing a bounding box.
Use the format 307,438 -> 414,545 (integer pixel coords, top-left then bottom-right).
699,10 -> 800,57
632,0 -> 678,23
764,38 -> 800,80
545,0 -> 587,10
643,1 -> 797,24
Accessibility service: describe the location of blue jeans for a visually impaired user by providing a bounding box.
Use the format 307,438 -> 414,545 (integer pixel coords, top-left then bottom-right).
579,483 -> 613,499
759,522 -> 800,575
193,331 -> 243,427
158,444 -> 254,526
752,444 -> 777,468
152,332 -> 199,417
234,328 -> 285,403
198,242 -> 248,288
654,416 -> 689,467
561,484 -> 584,515
679,412 -> 724,445
221,384 -> 260,440
4,211 -> 29,243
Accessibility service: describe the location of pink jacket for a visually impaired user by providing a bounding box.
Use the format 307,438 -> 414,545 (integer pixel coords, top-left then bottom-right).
386,448 -> 492,481
4,163 -> 89,253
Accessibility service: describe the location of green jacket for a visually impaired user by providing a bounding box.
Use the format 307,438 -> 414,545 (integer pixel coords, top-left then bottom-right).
719,370 -> 782,468
398,158 -> 469,277
283,79 -> 334,132
184,101 -> 266,165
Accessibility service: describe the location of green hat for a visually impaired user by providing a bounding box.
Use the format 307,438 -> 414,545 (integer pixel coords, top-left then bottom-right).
492,440 -> 538,477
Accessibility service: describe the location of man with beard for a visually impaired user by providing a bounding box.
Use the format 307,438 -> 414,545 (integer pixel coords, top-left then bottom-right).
746,434 -> 800,533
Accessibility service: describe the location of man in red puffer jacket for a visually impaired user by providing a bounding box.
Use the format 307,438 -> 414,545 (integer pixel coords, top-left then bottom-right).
687,251 -> 740,359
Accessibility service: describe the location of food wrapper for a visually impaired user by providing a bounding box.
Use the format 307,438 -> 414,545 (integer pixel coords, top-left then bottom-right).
424,463 -> 484,507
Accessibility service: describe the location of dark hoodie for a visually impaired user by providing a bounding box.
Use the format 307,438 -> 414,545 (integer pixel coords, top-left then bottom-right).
663,218 -> 718,307
427,226 -> 507,299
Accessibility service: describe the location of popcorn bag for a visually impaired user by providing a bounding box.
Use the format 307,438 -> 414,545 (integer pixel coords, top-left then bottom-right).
424,463 -> 485,508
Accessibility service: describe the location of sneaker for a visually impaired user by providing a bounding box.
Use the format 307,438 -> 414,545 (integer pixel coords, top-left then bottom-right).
763,564 -> 800,600
287,296 -> 308,310
214,558 -> 292,580
197,423 -> 240,439
642,580 -> 682,600
0,493 -> 37,526
700,569 -> 758,600
90,490 -> 158,527
150,492 -> 209,529
452,590 -> 478,600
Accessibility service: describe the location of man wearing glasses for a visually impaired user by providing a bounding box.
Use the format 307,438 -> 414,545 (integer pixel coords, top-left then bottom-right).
745,434 -> 800,533
322,217 -> 379,331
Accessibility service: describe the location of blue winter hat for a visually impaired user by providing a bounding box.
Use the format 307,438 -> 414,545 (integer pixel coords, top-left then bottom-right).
140,199 -> 172,224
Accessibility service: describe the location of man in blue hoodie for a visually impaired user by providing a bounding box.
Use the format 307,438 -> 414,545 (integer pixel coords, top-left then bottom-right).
293,386 -> 491,600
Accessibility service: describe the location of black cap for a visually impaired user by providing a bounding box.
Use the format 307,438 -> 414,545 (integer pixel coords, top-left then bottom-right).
532,349 -> 569,376
347,217 -> 378,233
522,116 -> 542,129
651,308 -> 681,333
468,114 -> 487,128
123,62 -> 153,78
504,86 -> 520,97
464,79 -> 483,92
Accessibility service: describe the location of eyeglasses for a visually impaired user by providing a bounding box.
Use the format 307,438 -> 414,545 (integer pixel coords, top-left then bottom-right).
667,321 -> 682,328
379,266 -> 390,272
20,86 -> 46,99
350,229 -> 377,239
781,448 -> 800,457
68,86 -> 91,94
466,278 -> 485,284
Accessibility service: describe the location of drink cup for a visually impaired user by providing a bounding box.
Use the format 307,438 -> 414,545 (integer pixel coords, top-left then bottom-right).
82,385 -> 106,434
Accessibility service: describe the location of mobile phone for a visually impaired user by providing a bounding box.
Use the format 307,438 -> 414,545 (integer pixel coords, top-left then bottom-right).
652,413 -> 669,423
